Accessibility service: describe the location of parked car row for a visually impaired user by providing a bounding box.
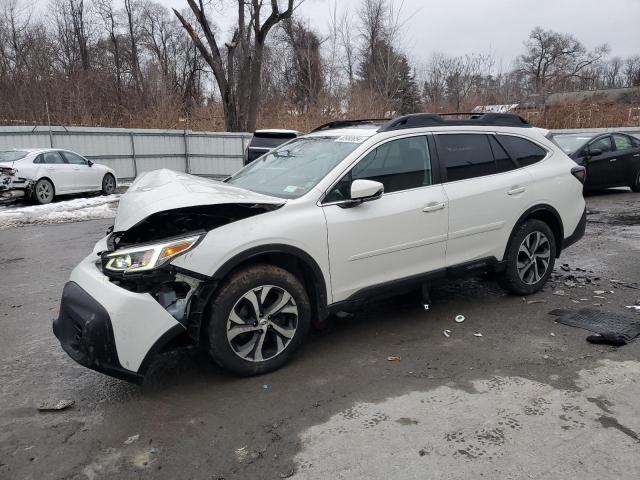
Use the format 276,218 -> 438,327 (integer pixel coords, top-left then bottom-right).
54,112 -> 589,383
0,148 -> 117,204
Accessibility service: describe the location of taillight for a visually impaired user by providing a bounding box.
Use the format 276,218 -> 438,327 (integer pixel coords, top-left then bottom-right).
0,167 -> 16,176
571,166 -> 587,184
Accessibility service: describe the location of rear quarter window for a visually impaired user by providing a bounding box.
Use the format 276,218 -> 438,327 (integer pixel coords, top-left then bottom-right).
498,135 -> 547,167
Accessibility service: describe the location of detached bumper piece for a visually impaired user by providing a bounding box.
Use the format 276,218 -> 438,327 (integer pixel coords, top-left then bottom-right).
53,281 -> 144,384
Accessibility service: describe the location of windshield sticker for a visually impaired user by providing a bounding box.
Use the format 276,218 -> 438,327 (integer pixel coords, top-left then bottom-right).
335,135 -> 367,143
283,185 -> 305,194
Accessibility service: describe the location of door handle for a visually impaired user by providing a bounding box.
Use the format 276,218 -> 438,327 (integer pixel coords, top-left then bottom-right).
422,202 -> 445,212
609,158 -> 617,162
507,186 -> 526,195
633,154 -> 639,158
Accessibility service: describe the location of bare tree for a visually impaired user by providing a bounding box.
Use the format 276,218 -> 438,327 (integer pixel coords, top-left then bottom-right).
173,0 -> 297,131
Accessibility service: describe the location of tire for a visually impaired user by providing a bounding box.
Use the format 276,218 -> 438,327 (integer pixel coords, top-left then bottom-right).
631,169 -> 640,192
205,264 -> 311,376
32,178 -> 54,205
101,173 -> 116,195
498,219 -> 557,295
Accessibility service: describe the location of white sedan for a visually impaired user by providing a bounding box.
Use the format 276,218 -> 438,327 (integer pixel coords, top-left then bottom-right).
0,148 -> 117,204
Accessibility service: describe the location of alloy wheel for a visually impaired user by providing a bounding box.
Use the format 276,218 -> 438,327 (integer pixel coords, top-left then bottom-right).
516,231 -> 551,285
104,175 -> 115,194
226,285 -> 298,362
37,181 -> 53,202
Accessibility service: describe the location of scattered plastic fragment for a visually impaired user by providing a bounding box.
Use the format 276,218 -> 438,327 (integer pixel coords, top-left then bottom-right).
124,434 -> 140,445
38,399 -> 74,411
553,290 -> 565,296
387,355 -> 401,362
594,290 -> 606,295
527,299 -> 547,304
455,315 -> 465,323
594,295 -> 606,299
443,329 -> 451,338
626,305 -> 640,311
262,384 -> 269,390
550,332 -> 556,337
473,332 -> 483,337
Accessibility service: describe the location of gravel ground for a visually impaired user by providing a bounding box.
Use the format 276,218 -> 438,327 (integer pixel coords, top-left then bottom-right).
0,189 -> 639,480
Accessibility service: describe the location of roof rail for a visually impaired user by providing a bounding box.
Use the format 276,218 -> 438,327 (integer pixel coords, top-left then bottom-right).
378,112 -> 530,132
311,118 -> 390,132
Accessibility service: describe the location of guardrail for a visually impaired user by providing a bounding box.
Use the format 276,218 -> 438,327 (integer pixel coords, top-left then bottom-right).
0,126 -> 251,180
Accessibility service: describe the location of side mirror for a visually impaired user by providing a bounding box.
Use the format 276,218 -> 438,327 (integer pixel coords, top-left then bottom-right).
587,148 -> 602,158
350,179 -> 384,203
87,160 -> 94,167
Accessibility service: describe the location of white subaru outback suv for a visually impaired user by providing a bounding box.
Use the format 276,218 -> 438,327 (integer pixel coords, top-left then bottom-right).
53,113 -> 587,383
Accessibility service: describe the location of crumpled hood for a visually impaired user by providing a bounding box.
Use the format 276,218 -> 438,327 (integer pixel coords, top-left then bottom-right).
114,169 -> 285,231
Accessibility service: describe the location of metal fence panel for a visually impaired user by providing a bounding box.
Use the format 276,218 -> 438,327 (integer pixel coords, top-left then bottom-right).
0,126 -> 250,180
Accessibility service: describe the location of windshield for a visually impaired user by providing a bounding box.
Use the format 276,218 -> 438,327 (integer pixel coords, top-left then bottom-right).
227,136 -> 363,199
551,134 -> 596,155
0,150 -> 29,162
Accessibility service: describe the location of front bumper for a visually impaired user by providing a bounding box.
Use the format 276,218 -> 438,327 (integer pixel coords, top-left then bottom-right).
53,253 -> 186,383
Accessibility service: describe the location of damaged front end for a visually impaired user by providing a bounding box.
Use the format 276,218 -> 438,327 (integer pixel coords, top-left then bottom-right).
54,169 -> 286,382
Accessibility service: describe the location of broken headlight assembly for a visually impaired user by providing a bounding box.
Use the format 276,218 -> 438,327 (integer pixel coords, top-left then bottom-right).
102,235 -> 201,274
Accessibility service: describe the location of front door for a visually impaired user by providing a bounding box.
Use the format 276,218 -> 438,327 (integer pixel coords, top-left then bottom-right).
322,135 -> 448,302
60,151 -> 97,191
585,135 -> 618,188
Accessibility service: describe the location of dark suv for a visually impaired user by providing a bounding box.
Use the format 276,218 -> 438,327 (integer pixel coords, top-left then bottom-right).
244,129 -> 301,165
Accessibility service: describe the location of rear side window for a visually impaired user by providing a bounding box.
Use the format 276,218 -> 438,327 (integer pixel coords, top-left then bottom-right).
40,152 -> 65,164
436,134 -> 496,181
498,135 -> 547,167
613,134 -> 632,151
0,150 -> 28,162
489,136 -> 516,173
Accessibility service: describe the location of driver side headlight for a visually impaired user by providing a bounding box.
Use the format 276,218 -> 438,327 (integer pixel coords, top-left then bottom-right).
103,235 -> 201,273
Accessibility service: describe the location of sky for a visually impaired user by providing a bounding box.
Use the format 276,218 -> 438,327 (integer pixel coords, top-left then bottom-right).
156,0 -> 640,69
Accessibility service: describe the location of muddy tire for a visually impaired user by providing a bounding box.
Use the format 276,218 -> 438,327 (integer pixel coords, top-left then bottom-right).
101,173 -> 116,195
32,178 -> 54,205
498,219 -> 556,295
631,169 -> 640,192
205,264 -> 311,376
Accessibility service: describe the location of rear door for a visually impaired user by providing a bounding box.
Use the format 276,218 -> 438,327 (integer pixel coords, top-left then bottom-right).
37,151 -> 73,192
435,133 -> 535,267
612,134 -> 637,186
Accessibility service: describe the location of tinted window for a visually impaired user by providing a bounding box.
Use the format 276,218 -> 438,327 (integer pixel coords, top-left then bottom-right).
41,152 -> 65,164
0,150 -> 28,162
498,135 -> 547,167
632,136 -> 640,147
325,136 -> 432,202
61,151 -> 87,165
589,136 -> 613,154
250,133 -> 297,149
613,134 -> 632,151
437,134 -> 496,181
489,136 -> 516,173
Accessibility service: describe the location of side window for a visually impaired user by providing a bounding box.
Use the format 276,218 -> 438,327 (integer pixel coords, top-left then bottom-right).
41,152 -> 65,164
437,134 -> 496,182
588,136 -> 613,154
632,136 -> 640,148
489,136 -> 516,173
324,136 -> 432,202
613,134 -> 632,151
498,135 -> 547,167
61,151 -> 88,165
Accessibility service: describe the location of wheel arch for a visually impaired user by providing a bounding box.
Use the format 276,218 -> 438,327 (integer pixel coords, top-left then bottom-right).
506,204 -> 565,259
34,176 -> 56,199
212,244 -> 329,324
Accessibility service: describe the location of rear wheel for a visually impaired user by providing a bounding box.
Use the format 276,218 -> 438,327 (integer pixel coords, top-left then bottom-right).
498,219 -> 556,295
33,178 -> 54,204
631,169 -> 640,192
205,264 -> 311,376
101,174 -> 116,195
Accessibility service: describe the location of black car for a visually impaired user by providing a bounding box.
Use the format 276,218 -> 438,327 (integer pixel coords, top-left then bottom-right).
552,132 -> 640,191
244,129 -> 301,165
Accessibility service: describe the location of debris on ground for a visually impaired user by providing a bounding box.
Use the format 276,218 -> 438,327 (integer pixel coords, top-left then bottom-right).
38,399 -> 74,411
473,333 -> 483,337
549,308 -> 640,346
527,299 -> 547,305
553,290 -> 565,296
124,434 -> 140,445
443,330 -> 451,338
262,384 -> 269,390
594,290 -> 606,295
280,469 -> 296,478
455,315 -> 465,323
387,355 -> 401,362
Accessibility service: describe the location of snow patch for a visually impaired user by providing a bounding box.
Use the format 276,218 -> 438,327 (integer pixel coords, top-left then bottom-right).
0,195 -> 119,229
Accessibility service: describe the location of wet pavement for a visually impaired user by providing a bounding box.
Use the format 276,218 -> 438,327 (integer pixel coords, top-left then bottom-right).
0,189 -> 639,479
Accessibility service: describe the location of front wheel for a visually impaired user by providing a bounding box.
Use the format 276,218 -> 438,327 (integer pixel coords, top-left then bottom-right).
631,169 -> 640,192
205,264 -> 311,376
101,174 -> 116,195
498,219 -> 556,295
